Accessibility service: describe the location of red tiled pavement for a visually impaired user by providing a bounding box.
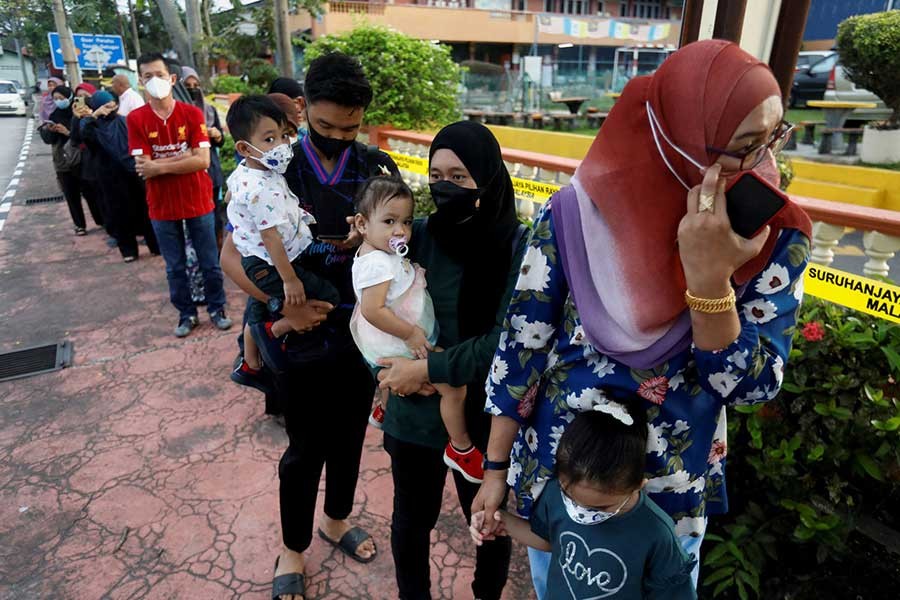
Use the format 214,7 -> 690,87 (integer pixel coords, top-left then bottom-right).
0,131 -> 535,599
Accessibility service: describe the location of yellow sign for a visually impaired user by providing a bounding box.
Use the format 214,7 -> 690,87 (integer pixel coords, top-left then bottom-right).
804,264 -> 900,323
511,177 -> 561,203
388,150 -> 562,203
385,151 -> 428,175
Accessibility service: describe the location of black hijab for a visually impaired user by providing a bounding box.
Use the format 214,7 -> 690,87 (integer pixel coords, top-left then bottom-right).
427,121 -> 520,339
48,85 -> 74,125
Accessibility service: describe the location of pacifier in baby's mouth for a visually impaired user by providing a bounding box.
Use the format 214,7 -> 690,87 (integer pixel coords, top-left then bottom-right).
389,236 -> 409,257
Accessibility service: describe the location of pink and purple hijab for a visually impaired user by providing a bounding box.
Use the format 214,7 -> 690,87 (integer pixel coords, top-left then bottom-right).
552,40 -> 811,370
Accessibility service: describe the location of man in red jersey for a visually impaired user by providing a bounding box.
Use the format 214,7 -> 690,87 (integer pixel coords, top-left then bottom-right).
128,52 -> 232,338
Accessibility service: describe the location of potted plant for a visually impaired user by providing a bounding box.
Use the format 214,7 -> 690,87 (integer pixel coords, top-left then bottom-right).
836,11 -> 900,164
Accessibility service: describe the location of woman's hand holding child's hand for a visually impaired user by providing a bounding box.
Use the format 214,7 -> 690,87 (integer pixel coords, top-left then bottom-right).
470,510 -> 506,546
283,277 -> 306,306
404,326 -> 433,359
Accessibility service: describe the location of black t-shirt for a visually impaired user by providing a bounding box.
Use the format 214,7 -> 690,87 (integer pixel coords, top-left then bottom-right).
282,138 -> 399,353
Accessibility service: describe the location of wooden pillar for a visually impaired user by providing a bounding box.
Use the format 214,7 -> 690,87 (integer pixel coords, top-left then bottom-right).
712,0 -> 748,43
768,0 -> 812,105
680,0 -> 705,47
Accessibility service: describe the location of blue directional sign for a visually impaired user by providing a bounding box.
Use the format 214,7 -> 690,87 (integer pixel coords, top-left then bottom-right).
48,33 -> 126,71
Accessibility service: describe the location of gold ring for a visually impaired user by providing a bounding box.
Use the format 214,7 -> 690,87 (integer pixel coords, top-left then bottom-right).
698,192 -> 715,213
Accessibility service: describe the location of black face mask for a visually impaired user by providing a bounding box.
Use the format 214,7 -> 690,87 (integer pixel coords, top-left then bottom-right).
306,115 -> 355,160
429,180 -> 482,225
187,87 -> 203,107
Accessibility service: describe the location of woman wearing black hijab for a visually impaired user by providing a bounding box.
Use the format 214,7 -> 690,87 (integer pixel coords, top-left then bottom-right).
377,121 -> 524,600
38,85 -> 103,235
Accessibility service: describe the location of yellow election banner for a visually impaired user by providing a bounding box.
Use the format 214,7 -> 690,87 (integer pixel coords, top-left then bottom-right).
386,150 -> 562,203
804,264 -> 900,323
385,151 -> 428,176
511,177 -> 561,203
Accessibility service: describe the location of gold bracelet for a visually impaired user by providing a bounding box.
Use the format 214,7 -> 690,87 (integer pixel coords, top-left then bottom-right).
684,288 -> 736,314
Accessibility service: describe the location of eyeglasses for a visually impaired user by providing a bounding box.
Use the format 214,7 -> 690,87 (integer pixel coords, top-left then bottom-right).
706,121 -> 794,171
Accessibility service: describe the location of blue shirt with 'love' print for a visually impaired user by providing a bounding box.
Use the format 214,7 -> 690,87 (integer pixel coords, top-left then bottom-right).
530,479 -> 696,600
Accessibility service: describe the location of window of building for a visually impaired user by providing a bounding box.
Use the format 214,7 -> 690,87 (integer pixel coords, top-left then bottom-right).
566,0 -> 587,14
626,1 -> 666,19
544,0 -> 555,12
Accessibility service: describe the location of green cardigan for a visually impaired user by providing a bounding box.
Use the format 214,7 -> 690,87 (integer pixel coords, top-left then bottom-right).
381,219 -> 527,450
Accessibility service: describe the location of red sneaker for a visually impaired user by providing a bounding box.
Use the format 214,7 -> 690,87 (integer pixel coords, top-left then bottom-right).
368,403 -> 385,429
443,443 -> 484,483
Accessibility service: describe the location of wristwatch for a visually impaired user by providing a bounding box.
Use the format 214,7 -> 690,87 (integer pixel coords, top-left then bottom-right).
483,458 -> 511,471
267,296 -> 283,314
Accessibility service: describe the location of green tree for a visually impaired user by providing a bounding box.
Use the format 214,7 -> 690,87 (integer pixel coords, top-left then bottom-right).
836,10 -> 900,128
305,25 -> 461,130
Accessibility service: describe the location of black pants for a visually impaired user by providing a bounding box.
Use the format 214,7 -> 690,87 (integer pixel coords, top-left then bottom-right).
97,170 -> 158,258
82,178 -> 113,237
384,433 -> 511,600
277,346 -> 374,552
242,255 -> 340,325
56,170 -> 103,230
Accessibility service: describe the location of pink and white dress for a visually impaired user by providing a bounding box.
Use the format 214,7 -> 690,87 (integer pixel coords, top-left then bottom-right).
350,249 -> 438,367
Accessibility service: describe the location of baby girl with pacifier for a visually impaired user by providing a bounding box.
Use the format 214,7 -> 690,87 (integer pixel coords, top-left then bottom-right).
350,176 -> 483,482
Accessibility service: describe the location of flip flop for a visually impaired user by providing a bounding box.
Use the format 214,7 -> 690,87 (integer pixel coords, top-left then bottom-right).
272,556 -> 305,600
317,526 -> 377,564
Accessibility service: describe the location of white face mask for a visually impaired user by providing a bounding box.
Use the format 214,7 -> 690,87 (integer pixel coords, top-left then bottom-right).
144,76 -> 173,100
560,487 -> 630,526
245,142 -> 293,175
646,101 -> 708,191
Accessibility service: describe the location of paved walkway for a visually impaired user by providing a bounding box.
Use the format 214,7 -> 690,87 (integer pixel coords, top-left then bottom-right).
0,127 -> 533,599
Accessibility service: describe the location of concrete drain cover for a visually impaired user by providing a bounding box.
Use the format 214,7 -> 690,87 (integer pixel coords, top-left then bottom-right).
0,341 -> 73,382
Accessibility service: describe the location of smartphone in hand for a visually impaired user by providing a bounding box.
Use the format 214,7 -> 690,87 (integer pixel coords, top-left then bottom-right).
725,171 -> 788,239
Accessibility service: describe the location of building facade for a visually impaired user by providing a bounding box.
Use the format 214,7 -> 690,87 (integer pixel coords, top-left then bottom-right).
290,0 -> 683,85
0,45 -> 36,91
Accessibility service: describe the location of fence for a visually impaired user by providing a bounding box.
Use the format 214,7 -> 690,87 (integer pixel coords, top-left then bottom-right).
368,127 -> 900,279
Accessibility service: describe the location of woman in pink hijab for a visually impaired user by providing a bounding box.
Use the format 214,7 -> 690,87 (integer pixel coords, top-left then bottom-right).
473,40 -> 811,596
39,77 -> 64,122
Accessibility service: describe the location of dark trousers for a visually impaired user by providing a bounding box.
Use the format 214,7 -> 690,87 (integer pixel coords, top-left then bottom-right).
384,434 -> 511,600
278,347 -> 374,552
98,171 -> 158,258
82,178 -> 113,237
56,170 -> 103,230
151,210 -> 227,319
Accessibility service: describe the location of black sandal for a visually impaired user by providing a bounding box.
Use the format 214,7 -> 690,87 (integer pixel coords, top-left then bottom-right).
317,526 -> 377,564
272,556 -> 305,600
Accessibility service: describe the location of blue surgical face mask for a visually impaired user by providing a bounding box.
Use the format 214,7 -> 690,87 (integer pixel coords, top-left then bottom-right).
55,98 -> 71,110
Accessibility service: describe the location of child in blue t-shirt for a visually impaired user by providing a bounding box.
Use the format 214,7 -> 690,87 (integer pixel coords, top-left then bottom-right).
471,398 -> 697,599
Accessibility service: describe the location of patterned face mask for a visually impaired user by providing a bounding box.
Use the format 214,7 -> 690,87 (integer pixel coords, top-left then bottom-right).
245,142 -> 293,175
560,486 -> 630,526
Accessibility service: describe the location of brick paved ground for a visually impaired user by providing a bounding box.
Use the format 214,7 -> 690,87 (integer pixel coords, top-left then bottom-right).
0,128 -> 534,599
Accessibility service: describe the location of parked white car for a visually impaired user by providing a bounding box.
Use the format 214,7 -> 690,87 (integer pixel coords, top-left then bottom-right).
0,81 -> 26,116
825,61 -> 892,123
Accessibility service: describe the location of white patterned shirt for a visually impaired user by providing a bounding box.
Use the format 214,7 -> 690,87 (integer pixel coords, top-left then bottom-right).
226,162 -> 315,264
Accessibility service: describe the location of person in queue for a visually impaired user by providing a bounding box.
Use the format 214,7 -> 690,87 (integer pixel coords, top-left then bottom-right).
110,74 -> 145,118
38,85 -> 104,236
80,89 -> 159,261
471,40 -> 812,596
127,52 -> 232,338
375,121 -> 524,600
220,52 -> 398,600
70,82 -> 113,244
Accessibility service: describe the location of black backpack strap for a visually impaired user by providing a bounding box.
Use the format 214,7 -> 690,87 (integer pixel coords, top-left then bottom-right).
366,144 -> 388,178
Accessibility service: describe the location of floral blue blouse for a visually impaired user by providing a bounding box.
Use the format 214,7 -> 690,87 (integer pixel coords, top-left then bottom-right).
485,201 -> 810,538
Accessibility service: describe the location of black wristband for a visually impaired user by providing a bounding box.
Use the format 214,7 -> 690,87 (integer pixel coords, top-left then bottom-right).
483,458 -> 511,471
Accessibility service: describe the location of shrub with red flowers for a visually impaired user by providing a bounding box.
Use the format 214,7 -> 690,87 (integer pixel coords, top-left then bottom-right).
703,297 -> 900,599
801,320 -> 826,342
